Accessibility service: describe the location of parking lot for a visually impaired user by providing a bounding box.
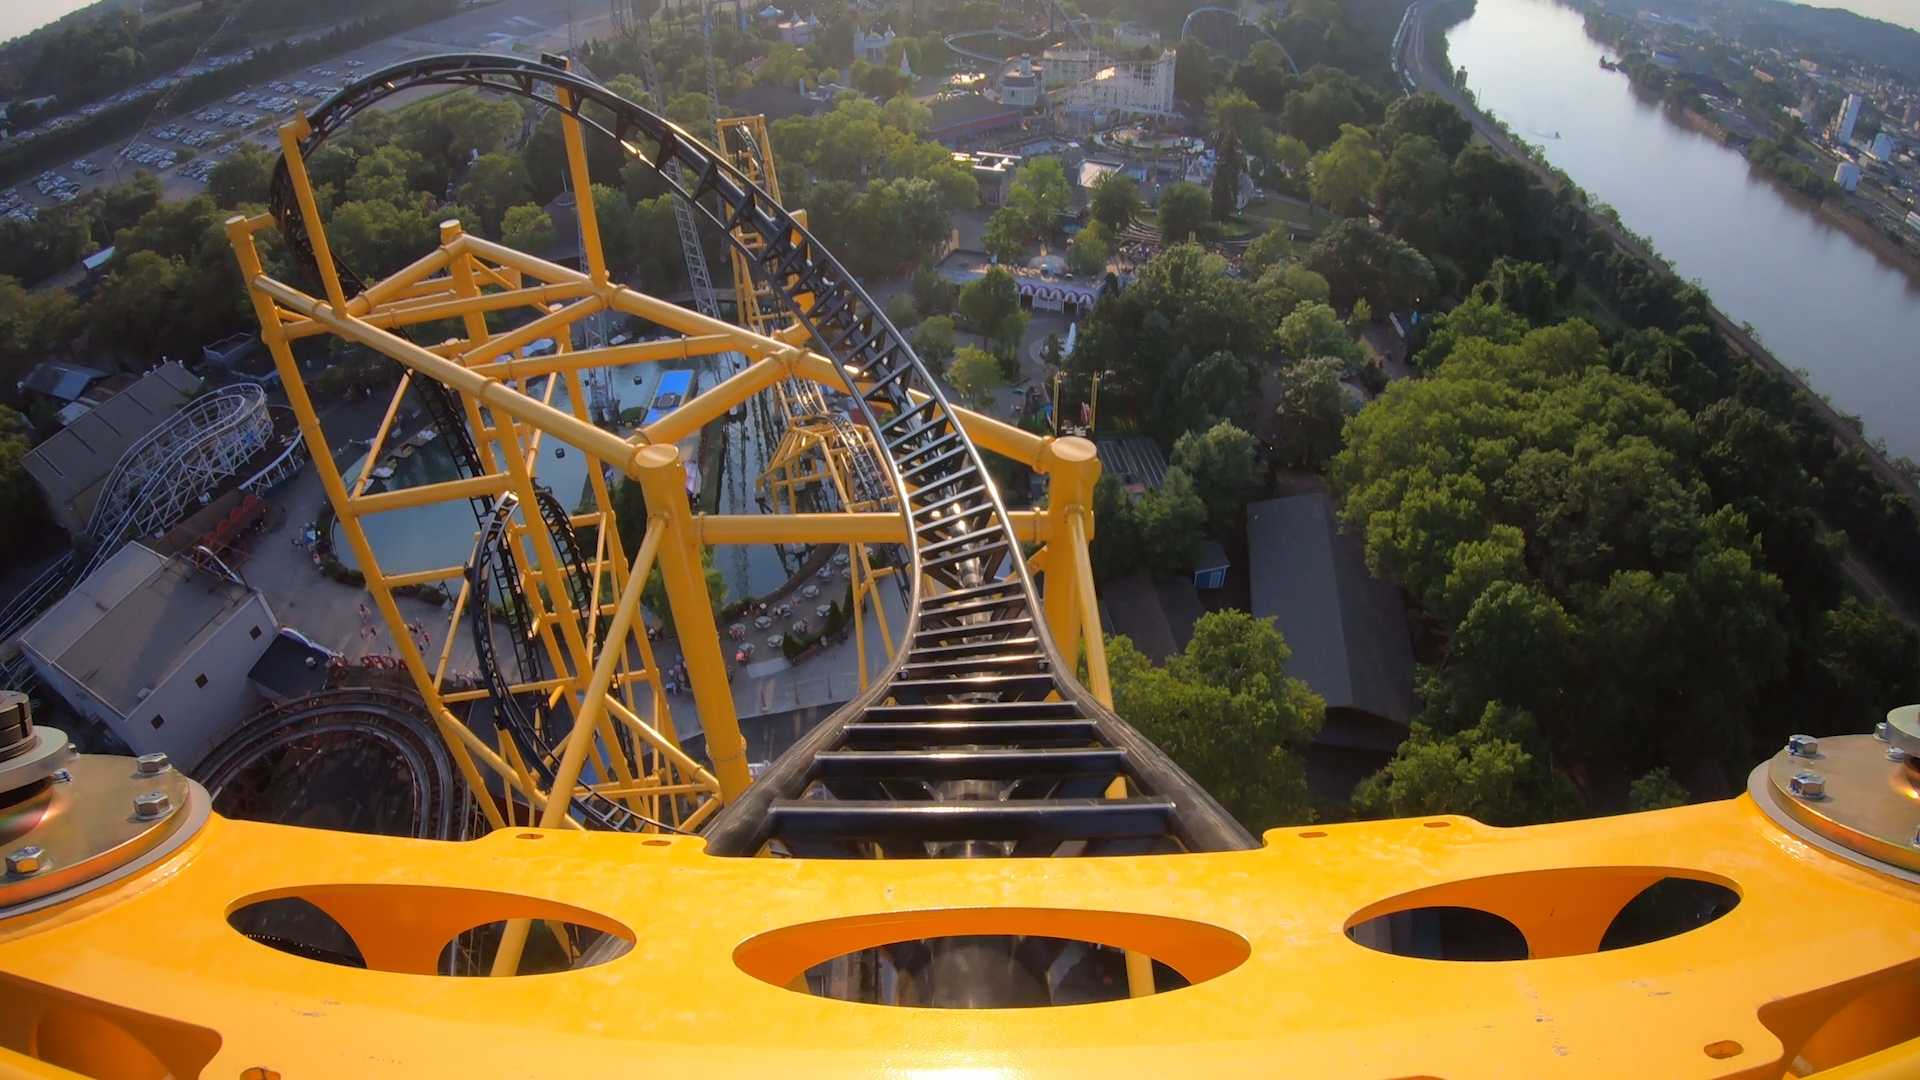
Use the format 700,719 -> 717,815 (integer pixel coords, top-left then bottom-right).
3,0 -> 614,214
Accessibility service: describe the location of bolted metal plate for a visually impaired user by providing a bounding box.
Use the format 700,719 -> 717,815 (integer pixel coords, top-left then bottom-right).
0,725 -> 71,798
1765,733 -> 1920,874
0,753 -> 196,910
1887,704 -> 1920,758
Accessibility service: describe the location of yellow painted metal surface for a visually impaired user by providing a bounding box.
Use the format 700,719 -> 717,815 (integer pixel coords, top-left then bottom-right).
1,797 -> 1916,1076
4,94 -> 1898,1076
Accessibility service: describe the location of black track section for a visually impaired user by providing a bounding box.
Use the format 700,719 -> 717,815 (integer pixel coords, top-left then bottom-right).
269,53 -> 1252,857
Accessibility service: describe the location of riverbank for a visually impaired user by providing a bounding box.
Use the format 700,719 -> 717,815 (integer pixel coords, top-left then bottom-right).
1411,1 -> 1920,515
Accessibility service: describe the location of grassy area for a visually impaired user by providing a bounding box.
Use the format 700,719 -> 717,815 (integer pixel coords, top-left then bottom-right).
1241,197 -> 1336,231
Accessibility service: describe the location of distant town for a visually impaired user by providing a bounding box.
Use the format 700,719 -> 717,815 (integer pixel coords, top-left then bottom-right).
1580,0 -> 1920,263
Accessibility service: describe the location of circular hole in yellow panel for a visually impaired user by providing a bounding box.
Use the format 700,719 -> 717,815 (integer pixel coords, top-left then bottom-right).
734,908 -> 1249,1008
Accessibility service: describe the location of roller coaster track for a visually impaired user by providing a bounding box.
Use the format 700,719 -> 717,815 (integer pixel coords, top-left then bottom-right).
270,54 -> 1250,857
1180,6 -> 1299,73
195,686 -> 465,842
0,382 -> 274,687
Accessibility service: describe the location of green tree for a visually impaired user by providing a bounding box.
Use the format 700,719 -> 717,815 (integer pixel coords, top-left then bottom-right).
1174,38 -> 1214,107
1628,767 -> 1689,812
1090,172 -> 1142,232
0,276 -> 82,384
1310,124 -> 1385,217
1813,597 -> 1920,725
1156,181 -> 1211,244
1276,301 -> 1357,363
885,292 -> 919,328
1283,79 -> 1368,149
0,403 -> 52,564
1109,609 -> 1324,830
207,143 -> 276,208
947,345 -> 1003,408
1206,89 -> 1262,143
1382,91 -> 1473,157
958,266 -> 1026,358
1255,262 -> 1333,320
912,315 -> 956,366
1136,466 -> 1208,574
500,204 -> 555,255
1270,355 -> 1352,469
1007,156 -> 1071,238
666,92 -> 716,133
882,93 -> 932,134
1244,230 -> 1292,277
1376,133 -> 1451,218
457,153 -> 533,235
1068,220 -> 1111,278
589,183 -> 636,271
1171,421 -> 1262,533
1306,219 -> 1437,312
1211,128 -> 1243,221
983,207 -> 1028,263
1354,704 -> 1574,825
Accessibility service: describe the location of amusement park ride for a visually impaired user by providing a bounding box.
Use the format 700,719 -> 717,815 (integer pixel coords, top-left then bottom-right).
1,52 -> 1919,1078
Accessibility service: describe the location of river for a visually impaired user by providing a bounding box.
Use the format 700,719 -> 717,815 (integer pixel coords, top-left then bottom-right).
1446,0 -> 1920,462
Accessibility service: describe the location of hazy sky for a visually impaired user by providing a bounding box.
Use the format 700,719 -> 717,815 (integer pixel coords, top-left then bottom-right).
2,0 -> 106,48
1789,0 -> 1920,33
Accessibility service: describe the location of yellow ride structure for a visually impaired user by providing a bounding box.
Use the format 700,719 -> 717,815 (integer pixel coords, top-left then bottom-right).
0,54 -> 1917,1079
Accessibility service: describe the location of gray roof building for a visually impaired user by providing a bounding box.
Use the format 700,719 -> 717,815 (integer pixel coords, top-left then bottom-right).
1097,572 -> 1203,664
1094,435 -> 1168,494
1247,493 -> 1415,745
21,543 -> 277,768
21,361 -> 201,533
16,361 -> 108,404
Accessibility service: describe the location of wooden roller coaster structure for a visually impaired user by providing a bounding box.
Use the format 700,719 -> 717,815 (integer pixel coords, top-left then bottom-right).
0,53 -> 1917,1078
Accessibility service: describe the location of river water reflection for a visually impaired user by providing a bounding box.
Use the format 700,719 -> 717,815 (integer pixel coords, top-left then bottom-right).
1447,0 -> 1920,461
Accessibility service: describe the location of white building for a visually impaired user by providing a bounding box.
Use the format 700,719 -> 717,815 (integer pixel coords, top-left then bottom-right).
21,544 -> 279,769
1051,49 -> 1177,122
1832,93 -> 1863,144
1871,131 -> 1896,162
998,57 -> 1045,108
853,26 -> 896,65
1834,160 -> 1861,192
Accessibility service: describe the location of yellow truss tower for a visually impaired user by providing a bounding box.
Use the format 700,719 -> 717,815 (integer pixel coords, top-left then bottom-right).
0,54 -> 1916,1080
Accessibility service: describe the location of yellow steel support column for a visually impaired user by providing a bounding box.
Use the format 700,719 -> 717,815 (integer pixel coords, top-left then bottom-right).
226,215 -> 506,831
275,117 -> 348,312
492,519 -> 666,977
635,443 -> 752,799
555,81 -> 610,288
1037,437 -> 1101,664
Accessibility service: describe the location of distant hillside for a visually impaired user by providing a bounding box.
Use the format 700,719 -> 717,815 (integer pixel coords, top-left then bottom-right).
1620,0 -> 1920,76
1737,0 -> 1920,74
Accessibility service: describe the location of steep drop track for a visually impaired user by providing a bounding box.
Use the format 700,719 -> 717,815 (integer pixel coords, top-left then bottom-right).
269,53 -> 1251,859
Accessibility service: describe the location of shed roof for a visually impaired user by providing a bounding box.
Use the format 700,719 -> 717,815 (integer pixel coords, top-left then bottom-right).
18,361 -> 108,403
1094,436 -> 1168,493
21,362 -> 201,528
22,543 -> 259,718
1246,494 -> 1414,728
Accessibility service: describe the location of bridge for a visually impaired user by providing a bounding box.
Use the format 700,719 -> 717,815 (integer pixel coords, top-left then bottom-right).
0,53 -> 1915,1077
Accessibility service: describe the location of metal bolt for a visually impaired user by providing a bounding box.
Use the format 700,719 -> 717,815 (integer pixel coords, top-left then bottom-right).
1787,734 -> 1819,758
6,846 -> 44,875
133,791 -> 171,820
135,752 -> 170,776
1789,770 -> 1826,799
1876,721 -> 1893,742
1891,746 -> 1911,764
